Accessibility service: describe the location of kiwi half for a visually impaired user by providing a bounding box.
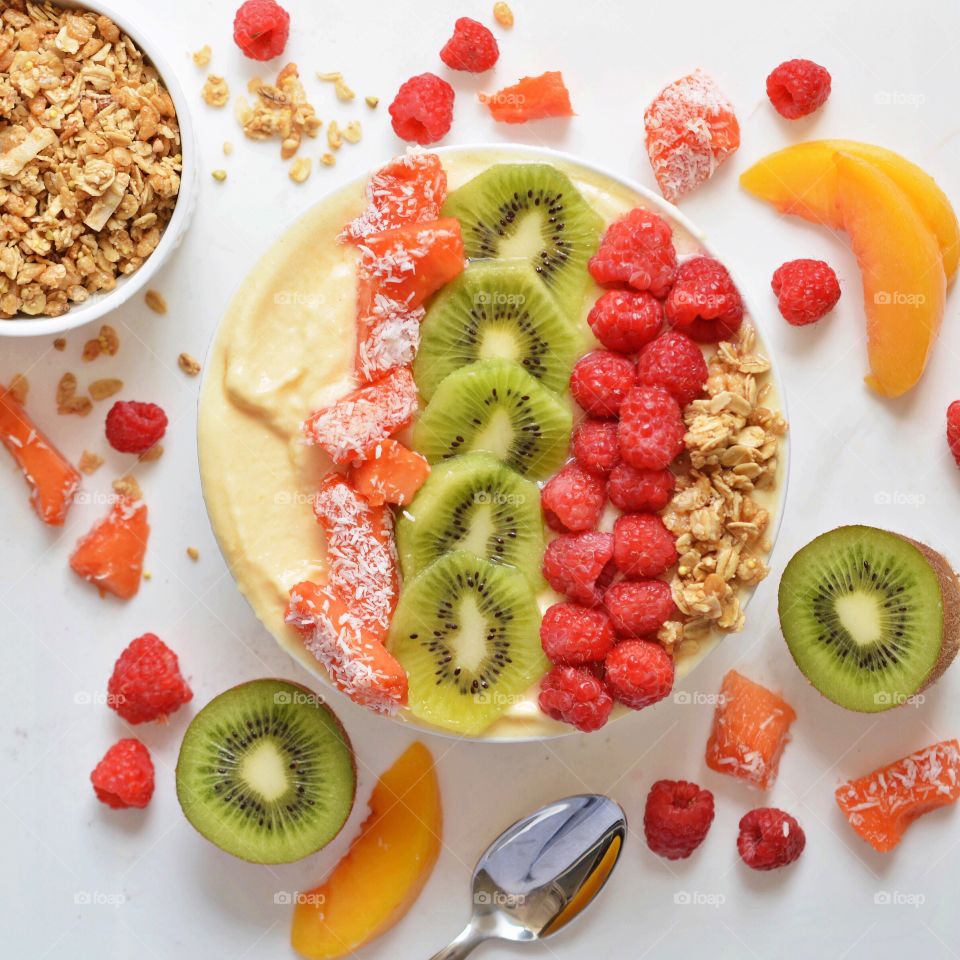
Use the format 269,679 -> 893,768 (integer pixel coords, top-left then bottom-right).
397,452 -> 543,586
414,261 -> 580,402
388,550 -> 547,736
778,526 -> 960,712
412,358 -> 572,479
176,679 -> 356,863
442,163 -> 603,318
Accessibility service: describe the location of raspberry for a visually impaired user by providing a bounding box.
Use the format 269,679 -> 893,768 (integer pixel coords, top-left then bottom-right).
665,257 -> 744,343
543,531 -> 615,607
90,738 -> 155,809
539,665 -> 613,732
107,633 -> 193,724
440,17 -> 499,72
766,59 -> 831,120
608,463 -> 675,512
771,258 -> 841,326
604,579 -> 676,637
604,638 -> 674,709
572,419 -> 620,475
948,401 -> 960,468
588,208 -> 677,298
737,808 -> 806,871
617,385 -> 685,470
587,289 -> 663,353
635,331 -> 708,406
613,513 -> 678,578
388,73 -> 455,145
105,400 -> 167,454
541,462 -> 606,532
644,779 -> 715,860
540,603 -> 615,665
233,0 -> 290,61
569,351 -> 635,418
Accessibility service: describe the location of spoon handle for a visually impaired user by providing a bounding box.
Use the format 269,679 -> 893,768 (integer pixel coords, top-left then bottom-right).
427,923 -> 487,960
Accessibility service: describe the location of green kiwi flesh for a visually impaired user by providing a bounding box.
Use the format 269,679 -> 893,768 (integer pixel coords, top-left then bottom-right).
442,163 -> 603,318
414,260 -> 581,401
175,679 -> 356,863
778,526 -> 960,712
412,358 -> 572,480
396,452 -> 543,587
387,550 -> 547,736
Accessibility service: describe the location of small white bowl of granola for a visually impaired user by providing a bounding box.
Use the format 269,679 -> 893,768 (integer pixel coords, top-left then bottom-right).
0,0 -> 196,337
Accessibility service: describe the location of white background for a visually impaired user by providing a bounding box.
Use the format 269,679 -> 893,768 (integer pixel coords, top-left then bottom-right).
3,0 -> 960,957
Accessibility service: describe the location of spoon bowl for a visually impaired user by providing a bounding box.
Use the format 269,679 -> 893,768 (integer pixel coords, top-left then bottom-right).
429,794 -> 626,959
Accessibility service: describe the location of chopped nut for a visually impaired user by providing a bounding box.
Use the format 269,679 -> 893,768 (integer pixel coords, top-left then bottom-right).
342,121 -> 362,144
493,1 -> 515,27
223,141 -> 234,155
192,44 -> 212,68
79,450 -> 104,475
53,338 -> 67,352
186,546 -> 200,561
89,378 -> 123,401
82,339 -> 102,362
320,152 -> 336,167
138,444 -> 163,463
365,95 -> 379,109
289,156 -> 312,184
178,352 -> 201,376
8,373 -> 28,404
212,169 -> 227,182
99,325 -> 119,356
113,475 -> 142,500
145,289 -> 167,315
202,74 -> 230,108
327,121 -> 342,150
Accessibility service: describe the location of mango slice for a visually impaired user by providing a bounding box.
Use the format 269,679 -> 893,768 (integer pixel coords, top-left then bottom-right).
291,742 -> 442,959
741,139 -> 958,283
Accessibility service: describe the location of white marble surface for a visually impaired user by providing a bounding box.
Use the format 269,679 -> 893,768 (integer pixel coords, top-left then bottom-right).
3,1 -> 960,957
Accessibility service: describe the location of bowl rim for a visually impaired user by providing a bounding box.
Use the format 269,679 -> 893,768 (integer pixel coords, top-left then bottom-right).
0,0 -> 198,338
198,141 -> 792,744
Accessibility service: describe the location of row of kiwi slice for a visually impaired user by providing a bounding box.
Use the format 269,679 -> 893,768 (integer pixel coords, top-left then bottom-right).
386,163 -> 604,734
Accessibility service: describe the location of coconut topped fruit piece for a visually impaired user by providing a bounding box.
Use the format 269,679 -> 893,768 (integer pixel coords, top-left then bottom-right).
778,526 -> 960,712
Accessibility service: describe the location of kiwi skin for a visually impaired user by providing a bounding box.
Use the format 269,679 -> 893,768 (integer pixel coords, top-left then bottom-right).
780,527 -> 960,711
175,678 -> 357,865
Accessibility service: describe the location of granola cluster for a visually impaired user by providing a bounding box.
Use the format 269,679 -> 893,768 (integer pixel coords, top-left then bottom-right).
0,1 -> 181,320
658,325 -> 787,652
236,63 -> 321,160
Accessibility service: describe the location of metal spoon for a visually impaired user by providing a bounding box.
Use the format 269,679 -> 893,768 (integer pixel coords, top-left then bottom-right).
428,794 -> 626,960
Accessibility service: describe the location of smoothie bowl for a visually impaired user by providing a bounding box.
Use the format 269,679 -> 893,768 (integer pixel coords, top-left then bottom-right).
198,145 -> 789,741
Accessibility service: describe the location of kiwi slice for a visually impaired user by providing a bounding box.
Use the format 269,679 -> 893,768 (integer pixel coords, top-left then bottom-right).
778,526 -> 960,712
176,679 -> 356,863
396,452 -> 543,586
414,261 -> 581,401
388,550 -> 547,735
412,358 -> 572,479
442,164 -> 603,318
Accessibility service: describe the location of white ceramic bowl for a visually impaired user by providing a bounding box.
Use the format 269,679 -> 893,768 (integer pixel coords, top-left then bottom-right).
0,0 -> 197,338
199,143 -> 791,742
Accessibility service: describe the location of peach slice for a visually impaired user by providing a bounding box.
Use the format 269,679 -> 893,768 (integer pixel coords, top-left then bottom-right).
834,152 -> 946,397
740,140 -> 959,282
291,741 -> 441,959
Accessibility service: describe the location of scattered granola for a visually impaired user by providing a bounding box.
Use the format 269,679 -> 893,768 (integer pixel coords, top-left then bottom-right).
236,62 -> 321,159
192,44 -> 211,68
318,71 -> 354,102
178,351 -> 201,376
211,169 -> 227,182
365,95 -> 379,109
223,141 -> 234,156
138,443 -> 163,462
144,289 -> 167,314
0,2 -> 182,320
289,156 -> 311,183
53,336 -> 66,350
56,371 -> 91,415
658,326 -> 786,653
186,546 -> 199,561
82,337 -> 101,361
343,121 -> 361,144
494,2 -> 515,27
327,121 -> 342,151
78,449 -> 103,474
201,74 -> 229,108
89,377 -> 123,400
320,152 -> 335,167
112,473 -> 142,500
99,324 -> 119,356
8,372 -> 28,404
